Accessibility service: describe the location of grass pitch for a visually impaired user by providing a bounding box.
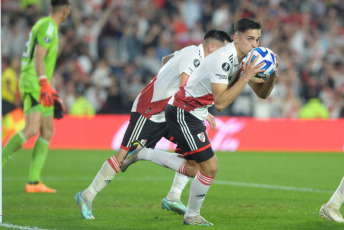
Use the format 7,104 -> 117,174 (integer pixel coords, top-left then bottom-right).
2,149 -> 344,230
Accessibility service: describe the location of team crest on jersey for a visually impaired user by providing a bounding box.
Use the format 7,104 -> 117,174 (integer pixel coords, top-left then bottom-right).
222,62 -> 230,71
194,59 -> 200,67
44,37 -> 51,44
197,132 -> 205,142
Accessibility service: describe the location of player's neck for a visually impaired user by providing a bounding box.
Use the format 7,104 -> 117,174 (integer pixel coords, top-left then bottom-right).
234,43 -> 245,63
50,14 -> 62,27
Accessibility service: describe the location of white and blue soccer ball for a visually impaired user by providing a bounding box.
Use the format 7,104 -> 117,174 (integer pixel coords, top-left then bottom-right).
245,47 -> 276,79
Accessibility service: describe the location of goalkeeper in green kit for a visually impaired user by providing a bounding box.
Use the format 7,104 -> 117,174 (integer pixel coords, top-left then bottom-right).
2,0 -> 71,193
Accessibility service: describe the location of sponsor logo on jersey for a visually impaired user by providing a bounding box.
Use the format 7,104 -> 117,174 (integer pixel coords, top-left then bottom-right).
197,132 -> 205,142
194,59 -> 200,67
222,62 -> 230,71
44,36 -> 51,44
215,74 -> 227,79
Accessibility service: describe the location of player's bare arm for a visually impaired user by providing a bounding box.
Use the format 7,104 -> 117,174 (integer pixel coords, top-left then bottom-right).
34,44 -> 48,76
179,72 -> 189,86
212,54 -> 264,112
249,53 -> 279,99
206,112 -> 216,131
161,53 -> 174,66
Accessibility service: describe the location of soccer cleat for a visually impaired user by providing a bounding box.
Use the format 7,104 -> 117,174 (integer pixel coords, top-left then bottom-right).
75,191 -> 95,220
319,204 -> 344,223
183,214 -> 213,226
25,182 -> 56,193
120,140 -> 143,172
161,197 -> 187,215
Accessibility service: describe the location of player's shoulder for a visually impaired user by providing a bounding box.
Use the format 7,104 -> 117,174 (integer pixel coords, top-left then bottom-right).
35,17 -> 57,31
174,45 -> 200,65
179,45 -> 200,56
208,43 -> 236,62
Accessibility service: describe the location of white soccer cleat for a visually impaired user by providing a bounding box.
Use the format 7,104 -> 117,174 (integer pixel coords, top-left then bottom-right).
319,204 -> 344,223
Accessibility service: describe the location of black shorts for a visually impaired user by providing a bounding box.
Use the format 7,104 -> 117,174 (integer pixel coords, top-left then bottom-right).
2,100 -> 16,116
121,112 -> 175,150
165,104 -> 214,163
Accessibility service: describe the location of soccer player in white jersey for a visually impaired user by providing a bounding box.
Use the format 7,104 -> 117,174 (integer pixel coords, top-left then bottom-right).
121,18 -> 279,226
75,30 -> 232,220
320,177 -> 344,223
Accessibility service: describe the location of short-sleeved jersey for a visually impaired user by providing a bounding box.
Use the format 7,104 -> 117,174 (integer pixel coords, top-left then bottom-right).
19,17 -> 59,93
170,42 -> 242,121
131,44 -> 204,123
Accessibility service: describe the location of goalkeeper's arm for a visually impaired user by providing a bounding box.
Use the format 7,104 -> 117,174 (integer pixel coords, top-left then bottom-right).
34,44 -> 56,107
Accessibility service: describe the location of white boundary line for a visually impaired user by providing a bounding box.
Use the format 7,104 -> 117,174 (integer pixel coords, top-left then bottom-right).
0,223 -> 54,230
3,176 -> 334,194
1,176 -> 333,229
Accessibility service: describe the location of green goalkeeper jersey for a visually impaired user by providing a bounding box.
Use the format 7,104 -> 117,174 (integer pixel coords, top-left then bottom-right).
19,16 -> 58,93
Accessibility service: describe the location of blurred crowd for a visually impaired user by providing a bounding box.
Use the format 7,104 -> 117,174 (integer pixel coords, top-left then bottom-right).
2,0 -> 344,118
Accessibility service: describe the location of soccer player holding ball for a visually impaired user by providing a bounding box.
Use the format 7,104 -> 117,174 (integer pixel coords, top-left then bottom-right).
75,30 -> 232,220
2,0 -> 71,193
121,18 -> 279,226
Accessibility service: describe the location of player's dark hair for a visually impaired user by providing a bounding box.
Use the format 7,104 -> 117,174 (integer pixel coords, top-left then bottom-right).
204,29 -> 233,43
234,18 -> 261,34
51,0 -> 70,7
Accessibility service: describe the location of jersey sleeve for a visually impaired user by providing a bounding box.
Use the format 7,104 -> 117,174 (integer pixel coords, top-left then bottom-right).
178,49 -> 199,76
206,53 -> 233,84
36,21 -> 55,49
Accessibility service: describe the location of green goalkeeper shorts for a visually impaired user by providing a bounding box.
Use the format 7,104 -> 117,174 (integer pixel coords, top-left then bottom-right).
21,92 -> 54,117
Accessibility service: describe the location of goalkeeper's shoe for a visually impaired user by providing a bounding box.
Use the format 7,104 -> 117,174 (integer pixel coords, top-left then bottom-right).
75,191 -> 95,220
120,140 -> 143,172
183,214 -> 213,226
25,182 -> 56,193
161,197 -> 187,215
319,204 -> 344,223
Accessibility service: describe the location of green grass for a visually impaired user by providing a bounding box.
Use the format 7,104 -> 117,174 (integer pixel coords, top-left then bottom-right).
2,150 -> 344,230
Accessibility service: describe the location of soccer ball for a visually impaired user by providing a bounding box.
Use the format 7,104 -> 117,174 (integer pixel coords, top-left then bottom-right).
245,47 -> 276,79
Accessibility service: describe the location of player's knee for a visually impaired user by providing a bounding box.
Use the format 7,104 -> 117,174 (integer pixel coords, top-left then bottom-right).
41,129 -> 54,141
199,161 -> 218,177
204,165 -> 218,177
22,127 -> 39,139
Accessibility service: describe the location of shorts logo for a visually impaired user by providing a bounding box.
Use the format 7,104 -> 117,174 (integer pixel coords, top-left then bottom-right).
44,36 -> 51,44
140,139 -> 147,146
194,59 -> 200,67
197,132 -> 205,142
222,62 -> 230,71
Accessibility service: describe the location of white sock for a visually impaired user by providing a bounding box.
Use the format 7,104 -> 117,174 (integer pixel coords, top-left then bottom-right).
166,172 -> 190,200
82,156 -> 120,203
138,148 -> 186,173
327,177 -> 344,210
185,171 -> 214,217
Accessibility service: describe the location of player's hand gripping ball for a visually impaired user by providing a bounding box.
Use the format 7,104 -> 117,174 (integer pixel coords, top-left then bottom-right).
245,47 -> 276,79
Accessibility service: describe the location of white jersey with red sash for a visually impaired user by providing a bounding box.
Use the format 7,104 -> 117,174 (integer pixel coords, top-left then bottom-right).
170,42 -> 243,120
131,44 -> 205,123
